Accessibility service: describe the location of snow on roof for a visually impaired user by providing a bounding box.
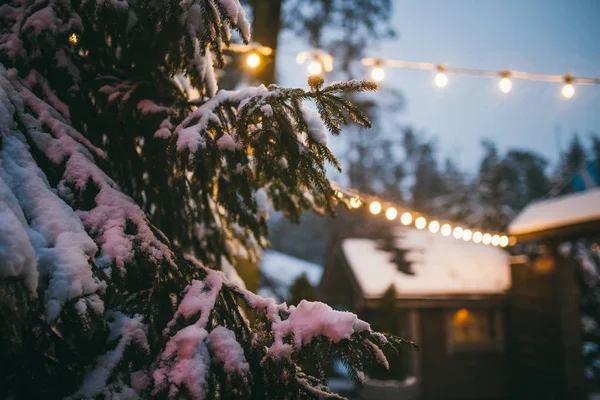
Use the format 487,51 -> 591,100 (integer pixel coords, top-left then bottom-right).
342,228 -> 511,298
508,188 -> 600,236
259,251 -> 323,300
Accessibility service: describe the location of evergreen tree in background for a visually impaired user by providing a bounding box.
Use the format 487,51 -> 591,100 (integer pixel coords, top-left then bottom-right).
471,141 -> 514,231
553,134 -> 588,195
369,285 -> 407,381
0,1 -> 416,398
288,273 -> 316,306
432,159 -> 475,224
500,150 -> 550,211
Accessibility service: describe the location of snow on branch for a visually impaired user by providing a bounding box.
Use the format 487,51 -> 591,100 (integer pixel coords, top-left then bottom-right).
175,79 -> 376,156
0,65 -> 176,320
144,256 -> 411,399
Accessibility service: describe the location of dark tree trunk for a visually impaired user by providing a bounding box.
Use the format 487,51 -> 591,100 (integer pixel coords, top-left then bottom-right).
251,0 -> 282,85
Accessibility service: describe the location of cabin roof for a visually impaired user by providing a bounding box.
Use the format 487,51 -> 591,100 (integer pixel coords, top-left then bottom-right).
259,250 -> 322,300
508,188 -> 600,242
341,227 -> 511,299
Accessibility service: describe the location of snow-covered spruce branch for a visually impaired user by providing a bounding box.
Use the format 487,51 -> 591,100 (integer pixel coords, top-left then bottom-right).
146,261 -> 417,399
171,77 -> 378,227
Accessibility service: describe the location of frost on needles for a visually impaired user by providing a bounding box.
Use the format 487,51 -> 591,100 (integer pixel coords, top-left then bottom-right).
0,0 -> 416,398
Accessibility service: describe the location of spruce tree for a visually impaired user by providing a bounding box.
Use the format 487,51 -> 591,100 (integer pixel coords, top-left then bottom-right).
287,273 -> 316,306
472,141 -> 514,231
0,1 -> 415,398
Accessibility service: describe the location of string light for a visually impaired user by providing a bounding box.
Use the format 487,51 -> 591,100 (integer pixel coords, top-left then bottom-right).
453,226 -> 463,239
462,229 -> 473,241
359,57 -> 599,95
482,233 -> 492,245
386,207 -> 398,221
369,201 -> 382,215
434,66 -> 448,88
246,53 -> 260,68
371,60 -> 385,82
429,220 -> 440,233
491,234 -> 500,246
69,33 -> 80,45
329,183 -> 512,248
349,197 -> 362,208
498,71 -> 512,94
562,76 -> 575,99
401,212 -> 413,226
441,224 -> 452,236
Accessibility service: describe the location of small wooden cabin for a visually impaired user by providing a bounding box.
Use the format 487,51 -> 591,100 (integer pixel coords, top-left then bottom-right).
318,227 -> 513,400
318,189 -> 599,399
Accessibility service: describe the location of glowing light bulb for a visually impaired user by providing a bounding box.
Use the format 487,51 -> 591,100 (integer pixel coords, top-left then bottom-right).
562,82 -> 575,99
429,220 -> 440,233
491,234 -> 500,246
462,229 -> 473,241
441,224 -> 452,236
369,201 -> 382,215
69,33 -> 80,45
473,231 -> 483,243
415,217 -> 427,230
385,207 -> 398,221
482,233 -> 492,245
336,191 -> 344,199
499,235 -> 509,248
499,77 -> 512,94
371,66 -> 385,82
349,197 -> 361,208
434,66 -> 448,88
453,227 -> 463,239
401,212 -> 412,226
246,53 -> 260,68
308,61 -> 323,75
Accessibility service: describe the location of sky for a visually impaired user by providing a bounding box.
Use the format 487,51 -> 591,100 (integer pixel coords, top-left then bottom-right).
275,0 -> 600,172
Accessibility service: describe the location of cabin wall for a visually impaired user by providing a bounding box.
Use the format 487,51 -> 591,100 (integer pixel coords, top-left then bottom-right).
418,307 -> 510,400
508,254 -> 587,400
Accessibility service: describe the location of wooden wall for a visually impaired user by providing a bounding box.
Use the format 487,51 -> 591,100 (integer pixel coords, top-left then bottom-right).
508,254 -> 586,400
418,308 -> 510,400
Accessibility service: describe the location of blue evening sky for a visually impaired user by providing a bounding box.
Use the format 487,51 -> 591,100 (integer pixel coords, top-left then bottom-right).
275,0 -> 600,172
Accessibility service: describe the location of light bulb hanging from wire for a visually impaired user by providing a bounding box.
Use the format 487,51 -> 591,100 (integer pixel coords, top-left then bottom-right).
308,59 -> 323,75
498,71 -> 512,94
386,207 -> 398,221
429,220 -> 440,233
562,75 -> 575,98
246,52 -> 260,68
441,224 -> 452,236
349,197 -> 362,208
434,65 -> 448,88
369,201 -> 382,215
371,60 -> 385,82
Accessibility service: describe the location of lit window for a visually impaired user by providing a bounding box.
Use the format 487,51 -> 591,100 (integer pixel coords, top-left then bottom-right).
447,308 -> 503,352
